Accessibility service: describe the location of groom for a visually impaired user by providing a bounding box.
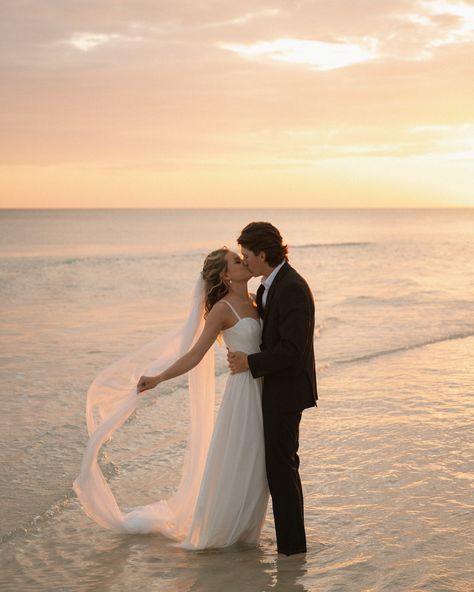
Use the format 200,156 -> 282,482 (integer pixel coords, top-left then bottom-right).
228,221 -> 317,556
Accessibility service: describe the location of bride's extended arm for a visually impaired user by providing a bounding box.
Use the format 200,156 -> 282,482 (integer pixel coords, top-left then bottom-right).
137,304 -> 225,394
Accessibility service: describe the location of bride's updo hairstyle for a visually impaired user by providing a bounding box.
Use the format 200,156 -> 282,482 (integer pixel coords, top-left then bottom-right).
201,247 -> 230,317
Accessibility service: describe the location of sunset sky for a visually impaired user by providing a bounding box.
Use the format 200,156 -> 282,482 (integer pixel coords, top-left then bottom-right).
1,0 -> 473,208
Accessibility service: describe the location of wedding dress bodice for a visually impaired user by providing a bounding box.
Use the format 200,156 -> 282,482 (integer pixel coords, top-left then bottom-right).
222,317 -> 262,355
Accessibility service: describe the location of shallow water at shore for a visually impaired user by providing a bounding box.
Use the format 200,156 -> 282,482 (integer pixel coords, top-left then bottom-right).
1,336 -> 473,591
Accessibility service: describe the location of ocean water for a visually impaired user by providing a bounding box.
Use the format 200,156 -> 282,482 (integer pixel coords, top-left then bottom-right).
0,208 -> 473,592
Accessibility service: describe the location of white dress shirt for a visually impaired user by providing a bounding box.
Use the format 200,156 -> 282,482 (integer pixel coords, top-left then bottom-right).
261,260 -> 286,307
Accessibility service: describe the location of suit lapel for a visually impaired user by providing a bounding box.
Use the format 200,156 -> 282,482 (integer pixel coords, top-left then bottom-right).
262,262 -> 291,335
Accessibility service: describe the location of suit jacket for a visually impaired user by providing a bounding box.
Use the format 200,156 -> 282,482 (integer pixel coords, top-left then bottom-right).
248,262 -> 318,413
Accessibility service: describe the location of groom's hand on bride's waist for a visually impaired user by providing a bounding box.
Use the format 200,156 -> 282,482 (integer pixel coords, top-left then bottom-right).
227,350 -> 249,374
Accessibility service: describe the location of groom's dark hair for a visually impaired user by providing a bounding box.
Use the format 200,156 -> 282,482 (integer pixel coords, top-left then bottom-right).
237,222 -> 288,266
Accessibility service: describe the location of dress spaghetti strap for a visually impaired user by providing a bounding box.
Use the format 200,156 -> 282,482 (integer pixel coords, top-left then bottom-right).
220,300 -> 241,321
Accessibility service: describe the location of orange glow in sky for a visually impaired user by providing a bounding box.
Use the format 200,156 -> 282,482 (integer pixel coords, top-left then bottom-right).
0,1 -> 473,208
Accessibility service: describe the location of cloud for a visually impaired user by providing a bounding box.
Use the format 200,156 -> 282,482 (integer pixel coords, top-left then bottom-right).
216,1 -> 474,71
392,0 -> 474,59
219,37 -> 379,71
199,9 -> 281,29
66,32 -> 144,52
424,0 -> 474,47
238,123 -> 474,162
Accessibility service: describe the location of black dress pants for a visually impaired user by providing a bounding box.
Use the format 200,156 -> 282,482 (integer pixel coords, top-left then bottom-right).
263,407 -> 306,555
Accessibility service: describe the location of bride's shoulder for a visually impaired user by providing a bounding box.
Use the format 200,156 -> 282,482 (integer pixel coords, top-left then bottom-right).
210,298 -> 238,331
214,297 -> 231,309
209,299 -> 234,320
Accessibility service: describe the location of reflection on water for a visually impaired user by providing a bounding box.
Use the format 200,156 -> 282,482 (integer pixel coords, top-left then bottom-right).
0,518 -> 314,592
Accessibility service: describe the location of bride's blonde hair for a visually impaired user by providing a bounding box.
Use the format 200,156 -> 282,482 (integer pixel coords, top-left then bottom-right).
201,247 -> 229,317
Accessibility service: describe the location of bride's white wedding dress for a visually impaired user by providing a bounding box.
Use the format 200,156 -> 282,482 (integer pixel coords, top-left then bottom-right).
74,286 -> 269,550
181,301 -> 268,548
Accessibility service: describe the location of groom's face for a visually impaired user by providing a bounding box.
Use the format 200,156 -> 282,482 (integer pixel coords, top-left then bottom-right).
240,247 -> 265,277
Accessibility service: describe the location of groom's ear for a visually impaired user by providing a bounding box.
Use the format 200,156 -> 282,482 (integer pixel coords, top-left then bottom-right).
258,251 -> 267,263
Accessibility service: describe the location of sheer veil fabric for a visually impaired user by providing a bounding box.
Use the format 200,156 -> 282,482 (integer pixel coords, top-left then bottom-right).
73,276 -> 216,539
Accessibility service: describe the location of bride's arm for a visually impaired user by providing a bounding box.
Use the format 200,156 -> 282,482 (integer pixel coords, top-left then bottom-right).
137,304 -> 226,394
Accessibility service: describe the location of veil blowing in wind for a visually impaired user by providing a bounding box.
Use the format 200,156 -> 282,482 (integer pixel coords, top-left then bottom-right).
73,275 -> 216,539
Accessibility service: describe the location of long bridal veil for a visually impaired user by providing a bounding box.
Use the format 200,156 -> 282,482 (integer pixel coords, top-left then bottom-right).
73,275 -> 216,538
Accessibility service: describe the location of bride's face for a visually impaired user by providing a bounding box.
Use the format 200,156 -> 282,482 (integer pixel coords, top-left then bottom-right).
224,250 -> 252,282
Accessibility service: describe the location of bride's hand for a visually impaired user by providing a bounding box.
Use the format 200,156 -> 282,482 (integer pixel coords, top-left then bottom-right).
137,375 -> 160,394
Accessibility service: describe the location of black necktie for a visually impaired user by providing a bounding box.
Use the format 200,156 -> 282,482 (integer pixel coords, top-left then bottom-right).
256,284 -> 265,318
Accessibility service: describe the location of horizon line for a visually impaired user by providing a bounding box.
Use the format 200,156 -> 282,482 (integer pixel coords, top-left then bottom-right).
1,206 -> 473,211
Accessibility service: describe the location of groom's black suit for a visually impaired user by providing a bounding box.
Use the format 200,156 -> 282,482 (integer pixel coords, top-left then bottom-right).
247,262 -> 317,555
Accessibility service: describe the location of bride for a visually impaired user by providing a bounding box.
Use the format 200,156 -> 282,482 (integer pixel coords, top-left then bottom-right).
73,247 -> 269,550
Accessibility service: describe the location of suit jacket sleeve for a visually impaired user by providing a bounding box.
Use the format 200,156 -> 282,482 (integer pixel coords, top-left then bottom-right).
247,282 -> 313,378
